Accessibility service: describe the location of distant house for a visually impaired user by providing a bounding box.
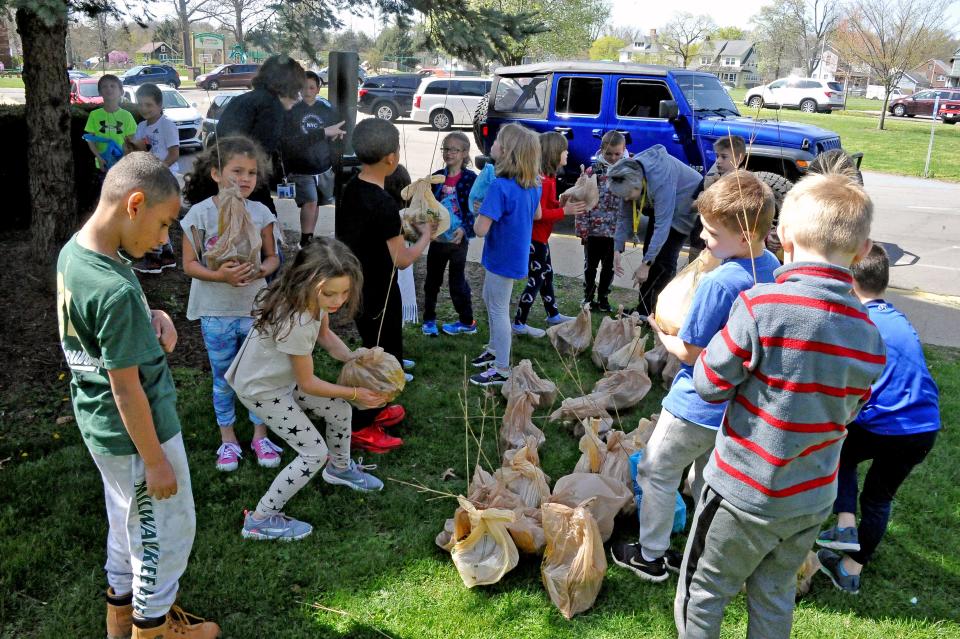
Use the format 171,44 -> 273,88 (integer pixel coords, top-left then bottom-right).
896,71 -> 926,94
618,29 -> 678,65
689,40 -> 761,88
944,49 -> 959,87
910,59 -> 951,88
136,41 -> 179,63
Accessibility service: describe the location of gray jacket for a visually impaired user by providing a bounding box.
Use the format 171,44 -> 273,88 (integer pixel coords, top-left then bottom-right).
608,145 -> 703,261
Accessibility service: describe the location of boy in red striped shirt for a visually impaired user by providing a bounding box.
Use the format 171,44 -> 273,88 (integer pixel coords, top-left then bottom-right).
676,172 -> 886,639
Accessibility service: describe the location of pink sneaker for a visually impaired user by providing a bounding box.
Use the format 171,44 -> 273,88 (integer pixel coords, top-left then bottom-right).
216,442 -> 243,472
251,437 -> 282,468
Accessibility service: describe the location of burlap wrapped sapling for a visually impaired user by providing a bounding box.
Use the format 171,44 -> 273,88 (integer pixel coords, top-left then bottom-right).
450,496 -> 519,587
400,175 -> 450,241
204,185 -> 262,271
547,303 -> 592,357
337,347 -> 405,407
541,501 -> 607,619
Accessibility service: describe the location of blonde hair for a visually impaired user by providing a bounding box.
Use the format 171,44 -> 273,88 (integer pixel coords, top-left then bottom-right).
494,123 -> 540,189
779,173 -> 873,256
698,170 -> 774,241
713,135 -> 746,165
539,131 -> 568,176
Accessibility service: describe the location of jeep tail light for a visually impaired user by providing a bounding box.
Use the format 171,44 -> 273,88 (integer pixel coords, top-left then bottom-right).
358,88 -> 367,98
414,95 -> 421,108
482,125 -> 488,139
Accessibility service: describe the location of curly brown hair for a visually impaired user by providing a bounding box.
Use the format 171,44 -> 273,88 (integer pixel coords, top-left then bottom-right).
182,135 -> 272,205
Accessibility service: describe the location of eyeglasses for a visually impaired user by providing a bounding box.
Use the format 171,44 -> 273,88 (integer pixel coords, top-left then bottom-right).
440,147 -> 466,153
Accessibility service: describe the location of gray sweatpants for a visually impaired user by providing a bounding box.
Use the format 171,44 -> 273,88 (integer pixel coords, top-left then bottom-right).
482,270 -> 516,372
674,485 -> 830,639
89,432 -> 196,620
637,409 -> 716,556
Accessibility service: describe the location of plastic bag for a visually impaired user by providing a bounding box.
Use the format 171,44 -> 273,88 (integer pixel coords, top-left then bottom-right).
591,367 -> 653,410
644,337 -> 668,378
399,175 -> 450,242
500,389 -> 545,451
469,162 -> 496,216
495,438 -> 551,508
451,496 -> 519,587
547,303 -> 592,357
560,169 -> 600,211
592,309 -> 640,370
204,185 -> 262,271
652,250 -> 722,335
465,466 -> 545,554
629,450 -> 686,534
796,550 -> 821,597
501,359 -> 558,407
573,418 -> 607,474
510,506 -> 546,555
601,430 -> 635,492
661,354 -> 683,389
337,347 -> 405,407
627,415 -> 659,450
541,501 -> 607,619
607,328 -> 649,372
549,396 -> 613,435
548,473 -> 632,542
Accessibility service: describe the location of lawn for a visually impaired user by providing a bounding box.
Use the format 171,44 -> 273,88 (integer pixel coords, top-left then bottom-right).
1,269 -> 958,639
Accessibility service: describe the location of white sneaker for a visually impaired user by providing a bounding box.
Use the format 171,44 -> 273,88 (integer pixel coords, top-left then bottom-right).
512,322 -> 546,338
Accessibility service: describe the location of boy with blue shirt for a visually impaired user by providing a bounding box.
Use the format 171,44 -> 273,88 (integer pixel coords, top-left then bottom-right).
612,170 -> 780,581
817,244 -> 940,595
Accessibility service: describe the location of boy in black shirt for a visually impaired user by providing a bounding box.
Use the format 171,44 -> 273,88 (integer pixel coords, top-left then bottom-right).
282,70 -> 346,246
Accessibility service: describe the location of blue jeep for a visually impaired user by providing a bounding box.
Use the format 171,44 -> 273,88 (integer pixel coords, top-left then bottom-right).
473,62 -> 859,194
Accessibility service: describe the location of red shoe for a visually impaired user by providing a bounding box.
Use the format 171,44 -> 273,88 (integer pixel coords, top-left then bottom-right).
372,404 -> 406,428
352,425 -> 403,453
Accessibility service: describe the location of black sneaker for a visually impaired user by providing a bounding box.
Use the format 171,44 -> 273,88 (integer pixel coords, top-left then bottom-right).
610,542 -> 670,582
469,367 -> 510,387
817,549 -> 861,595
663,549 -> 683,574
470,350 -> 496,368
132,253 -> 163,274
158,250 -> 177,271
593,298 -> 613,313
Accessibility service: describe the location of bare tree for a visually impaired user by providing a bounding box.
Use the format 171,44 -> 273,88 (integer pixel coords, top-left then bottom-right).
786,0 -> 841,76
658,12 -> 715,68
837,0 -> 953,129
751,3 -> 795,80
172,0 -> 214,66
198,0 -> 271,44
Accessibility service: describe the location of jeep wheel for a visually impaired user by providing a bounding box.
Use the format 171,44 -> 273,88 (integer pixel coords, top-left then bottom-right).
207,80 -> 219,91
374,101 -> 397,121
753,171 -> 794,258
748,96 -> 764,109
892,104 -> 906,117
431,109 -> 453,131
799,99 -> 818,113
472,94 -> 489,148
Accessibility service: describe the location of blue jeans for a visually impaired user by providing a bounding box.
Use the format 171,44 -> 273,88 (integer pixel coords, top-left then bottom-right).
200,316 -> 263,428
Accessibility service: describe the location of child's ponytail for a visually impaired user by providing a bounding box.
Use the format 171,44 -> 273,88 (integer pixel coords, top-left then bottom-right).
183,135 -> 272,205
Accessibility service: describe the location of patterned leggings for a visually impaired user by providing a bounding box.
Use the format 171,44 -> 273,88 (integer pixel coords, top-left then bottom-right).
514,240 -> 559,325
238,388 -> 352,516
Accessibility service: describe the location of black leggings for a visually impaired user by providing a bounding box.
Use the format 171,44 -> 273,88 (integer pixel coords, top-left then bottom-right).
637,221 -> 688,315
514,241 -> 559,324
583,236 -> 615,303
423,240 -> 473,324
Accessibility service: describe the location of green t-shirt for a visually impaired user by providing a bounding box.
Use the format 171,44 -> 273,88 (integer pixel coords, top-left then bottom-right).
57,235 -> 181,456
84,107 -> 137,168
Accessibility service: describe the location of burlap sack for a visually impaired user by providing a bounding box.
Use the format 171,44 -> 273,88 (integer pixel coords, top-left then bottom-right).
592,310 -> 640,370
561,170 -> 600,211
549,395 -> 613,435
652,250 -> 723,335
591,367 -> 652,410
548,473 -> 632,542
500,389 -> 545,451
501,359 -> 558,406
541,501 -> 607,619
495,439 -> 551,508
451,496 -> 519,587
573,418 -> 607,474
400,175 -> 450,241
547,303 -> 592,357
337,347 -> 405,407
607,328 -> 649,372
204,185 -> 262,271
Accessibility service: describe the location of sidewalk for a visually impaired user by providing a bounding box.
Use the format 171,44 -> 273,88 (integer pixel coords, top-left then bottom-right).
282,200 -> 960,349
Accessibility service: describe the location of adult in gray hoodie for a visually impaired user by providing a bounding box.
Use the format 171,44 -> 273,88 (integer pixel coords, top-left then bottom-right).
607,145 -> 703,315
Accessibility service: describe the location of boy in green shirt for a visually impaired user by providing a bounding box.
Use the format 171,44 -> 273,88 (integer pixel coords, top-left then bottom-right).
84,74 -> 137,173
57,153 -> 219,639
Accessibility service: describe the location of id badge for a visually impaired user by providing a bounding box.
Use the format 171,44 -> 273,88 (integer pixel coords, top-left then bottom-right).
277,179 -> 296,199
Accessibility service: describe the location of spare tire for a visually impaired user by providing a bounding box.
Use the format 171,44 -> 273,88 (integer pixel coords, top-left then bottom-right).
753,171 -> 793,257
472,93 -> 489,149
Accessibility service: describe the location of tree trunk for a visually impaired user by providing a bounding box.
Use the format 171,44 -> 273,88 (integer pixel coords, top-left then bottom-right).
178,0 -> 193,67
879,88 -> 890,130
16,5 -> 76,269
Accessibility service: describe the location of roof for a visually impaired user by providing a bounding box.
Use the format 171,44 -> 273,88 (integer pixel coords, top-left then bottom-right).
718,40 -> 753,58
136,41 -> 173,54
494,61 -> 679,77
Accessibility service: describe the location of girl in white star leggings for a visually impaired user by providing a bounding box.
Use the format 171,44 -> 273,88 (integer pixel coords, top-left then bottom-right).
226,238 -> 389,540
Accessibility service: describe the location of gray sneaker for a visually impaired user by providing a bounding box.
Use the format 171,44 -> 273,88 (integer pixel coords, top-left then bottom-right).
241,511 -> 313,541
817,549 -> 861,595
817,526 -> 861,552
322,459 -> 384,492
512,322 -> 546,338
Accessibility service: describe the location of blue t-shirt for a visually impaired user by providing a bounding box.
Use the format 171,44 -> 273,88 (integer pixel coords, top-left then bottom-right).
662,250 -> 781,429
479,176 -> 541,279
853,300 -> 940,435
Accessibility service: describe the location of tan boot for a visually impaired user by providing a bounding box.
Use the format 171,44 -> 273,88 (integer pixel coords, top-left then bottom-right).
106,587 -> 133,639
131,605 -> 220,639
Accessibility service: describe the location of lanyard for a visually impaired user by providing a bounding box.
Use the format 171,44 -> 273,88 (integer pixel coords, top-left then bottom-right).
632,179 -> 647,241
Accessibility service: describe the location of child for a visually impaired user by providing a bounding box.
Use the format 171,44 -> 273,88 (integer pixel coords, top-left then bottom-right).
677,172 -> 886,639
226,238 -> 388,540
56,153 -> 219,638
335,118 -> 434,448
689,135 -> 747,261
512,131 -> 584,336
84,74 -> 136,175
281,70 -> 346,247
132,83 -> 180,273
578,130 -> 627,312
611,171 -> 780,582
469,124 -> 542,387
422,131 -> 478,337
181,136 -> 282,472
817,244 -> 940,595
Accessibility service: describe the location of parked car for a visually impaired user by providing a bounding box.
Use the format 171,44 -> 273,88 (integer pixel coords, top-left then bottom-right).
316,65 -> 367,86
939,100 -> 960,125
68,69 -> 90,80
121,85 -> 203,150
357,73 -> 422,121
410,77 -> 492,130
119,64 -> 181,89
744,77 -> 844,113
865,84 -> 902,100
889,88 -> 960,117
195,64 -> 260,91
69,77 -> 103,105
200,91 -> 245,143
473,61 -> 854,187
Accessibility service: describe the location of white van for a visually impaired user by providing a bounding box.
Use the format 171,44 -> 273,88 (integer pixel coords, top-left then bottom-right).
866,85 -> 903,100
409,77 -> 492,130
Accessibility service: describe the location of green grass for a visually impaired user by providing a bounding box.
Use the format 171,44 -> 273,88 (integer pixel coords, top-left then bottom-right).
1,274 -> 959,638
